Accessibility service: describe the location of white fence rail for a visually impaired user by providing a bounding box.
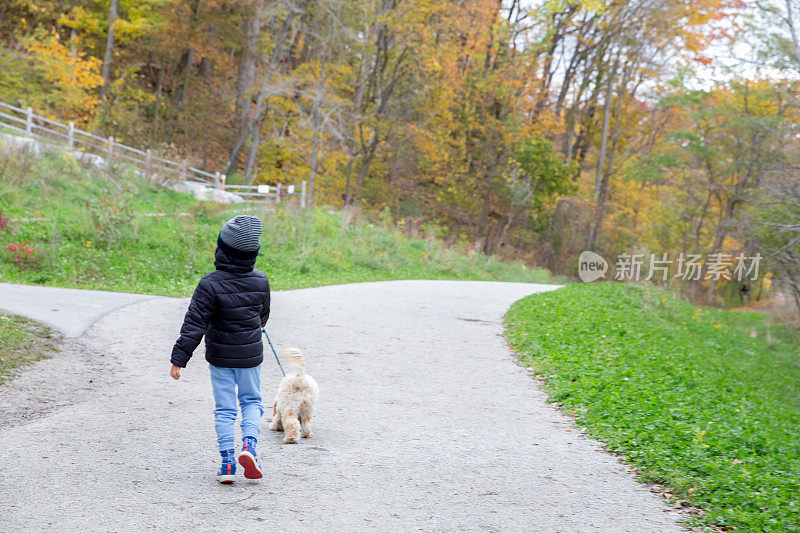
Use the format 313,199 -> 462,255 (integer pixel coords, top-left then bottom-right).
0,101 -> 306,206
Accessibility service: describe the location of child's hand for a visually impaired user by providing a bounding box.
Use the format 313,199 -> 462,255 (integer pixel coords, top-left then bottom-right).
170,364 -> 182,380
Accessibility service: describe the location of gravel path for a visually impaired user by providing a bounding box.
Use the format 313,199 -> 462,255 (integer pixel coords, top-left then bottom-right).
0,282 -> 156,337
0,280 -> 685,532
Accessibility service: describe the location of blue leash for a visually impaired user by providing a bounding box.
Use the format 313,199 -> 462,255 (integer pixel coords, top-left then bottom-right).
262,328 -> 285,377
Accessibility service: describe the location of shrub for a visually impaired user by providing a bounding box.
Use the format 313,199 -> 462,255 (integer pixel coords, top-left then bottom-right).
86,190 -> 134,249
5,241 -> 42,269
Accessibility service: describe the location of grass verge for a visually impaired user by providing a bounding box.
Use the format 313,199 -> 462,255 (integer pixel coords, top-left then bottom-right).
505,283 -> 800,532
0,314 -> 57,382
0,147 -> 552,296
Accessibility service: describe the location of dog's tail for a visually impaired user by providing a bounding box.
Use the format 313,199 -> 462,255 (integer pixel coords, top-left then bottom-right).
282,347 -> 305,375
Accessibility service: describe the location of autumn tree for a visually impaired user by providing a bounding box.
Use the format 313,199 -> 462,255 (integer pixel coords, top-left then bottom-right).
4,0 -> 783,292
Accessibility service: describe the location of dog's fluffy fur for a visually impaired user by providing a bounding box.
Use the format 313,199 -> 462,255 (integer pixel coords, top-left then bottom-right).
269,348 -> 319,443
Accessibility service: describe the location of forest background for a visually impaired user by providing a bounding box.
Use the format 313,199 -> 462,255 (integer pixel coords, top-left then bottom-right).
2,0 -> 800,308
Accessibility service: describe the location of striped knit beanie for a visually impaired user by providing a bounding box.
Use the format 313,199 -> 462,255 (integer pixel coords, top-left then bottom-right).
218,215 -> 262,259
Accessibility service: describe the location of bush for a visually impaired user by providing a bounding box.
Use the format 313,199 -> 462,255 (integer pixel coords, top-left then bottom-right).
86,189 -> 134,250
5,241 -> 42,269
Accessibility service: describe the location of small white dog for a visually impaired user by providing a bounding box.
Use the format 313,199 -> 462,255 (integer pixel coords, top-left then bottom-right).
269,348 -> 319,443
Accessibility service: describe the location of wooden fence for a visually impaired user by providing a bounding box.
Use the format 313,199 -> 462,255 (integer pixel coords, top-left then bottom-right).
0,101 -> 306,206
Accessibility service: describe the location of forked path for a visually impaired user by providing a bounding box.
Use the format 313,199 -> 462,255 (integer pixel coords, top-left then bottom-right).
0,281 -> 684,532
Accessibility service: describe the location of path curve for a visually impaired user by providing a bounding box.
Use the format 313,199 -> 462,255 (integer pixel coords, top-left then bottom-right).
0,282 -> 156,337
0,280 -> 684,532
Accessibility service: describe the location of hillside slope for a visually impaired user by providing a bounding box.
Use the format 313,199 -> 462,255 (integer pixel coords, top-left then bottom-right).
0,148 -> 551,295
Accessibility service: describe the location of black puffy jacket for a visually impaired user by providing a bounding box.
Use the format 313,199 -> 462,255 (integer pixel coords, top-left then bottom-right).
170,246 -> 270,368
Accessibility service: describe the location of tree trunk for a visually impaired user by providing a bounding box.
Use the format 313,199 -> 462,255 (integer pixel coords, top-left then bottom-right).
497,213 -> 515,254
307,63 -> 329,206
56,0 -> 64,38
586,57 -> 616,250
168,0 -> 204,137
698,199 -> 736,303
342,45 -> 371,206
172,48 -> 196,110
344,0 -> 408,207
693,189 -> 714,252
534,9 -> 572,114
586,144 -> 616,251
350,134 -> 379,206
244,124 -> 260,181
225,0 -> 311,177
69,28 -> 77,60
594,58 -> 616,197
343,150 -> 356,207
785,0 -> 800,68
153,61 -> 165,138
100,0 -> 120,99
230,1 -> 266,172
309,122 -> 319,205
198,25 -> 218,77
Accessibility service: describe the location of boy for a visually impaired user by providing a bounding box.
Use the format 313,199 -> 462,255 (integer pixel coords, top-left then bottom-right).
169,215 -> 270,483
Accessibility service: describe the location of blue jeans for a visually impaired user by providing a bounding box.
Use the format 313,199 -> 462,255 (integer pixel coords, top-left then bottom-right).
209,364 -> 264,451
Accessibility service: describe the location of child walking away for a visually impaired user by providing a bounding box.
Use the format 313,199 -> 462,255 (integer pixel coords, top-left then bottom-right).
169,215 -> 270,483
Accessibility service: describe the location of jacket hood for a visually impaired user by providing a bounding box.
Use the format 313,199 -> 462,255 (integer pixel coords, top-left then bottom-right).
214,245 -> 257,273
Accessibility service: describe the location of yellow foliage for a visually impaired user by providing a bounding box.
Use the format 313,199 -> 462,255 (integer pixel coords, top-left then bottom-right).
26,31 -> 103,123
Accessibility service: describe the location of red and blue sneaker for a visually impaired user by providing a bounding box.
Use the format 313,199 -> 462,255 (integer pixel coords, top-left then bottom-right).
238,436 -> 263,479
217,449 -> 236,484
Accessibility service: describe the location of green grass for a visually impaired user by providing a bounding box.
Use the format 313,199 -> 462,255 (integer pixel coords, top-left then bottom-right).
0,314 -> 57,381
0,147 -> 552,296
505,283 -> 800,532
